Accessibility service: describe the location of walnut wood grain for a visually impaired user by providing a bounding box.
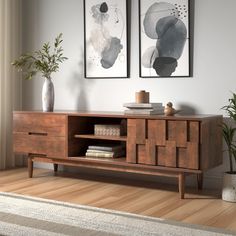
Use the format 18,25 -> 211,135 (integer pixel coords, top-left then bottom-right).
200,117 -> 223,170
13,111 -> 223,120
167,120 -> 187,147
127,119 -> 137,163
74,134 -> 127,141
148,120 -> 166,146
13,111 -> 223,199
178,173 -> 185,199
189,121 -> 199,142
14,133 -> 66,158
14,113 -> 66,136
165,141 -> 177,167
28,157 -> 33,178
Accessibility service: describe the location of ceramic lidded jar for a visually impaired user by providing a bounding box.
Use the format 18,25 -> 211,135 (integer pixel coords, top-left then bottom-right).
135,90 -> 149,103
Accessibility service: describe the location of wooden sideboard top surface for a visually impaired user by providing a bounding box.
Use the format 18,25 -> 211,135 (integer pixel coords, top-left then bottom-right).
13,110 -> 222,121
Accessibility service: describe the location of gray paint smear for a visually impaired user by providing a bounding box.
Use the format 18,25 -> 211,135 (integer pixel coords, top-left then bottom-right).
141,46 -> 159,68
143,2 -> 178,39
153,57 -> 177,76
101,37 -> 123,69
91,3 -> 109,24
156,16 -> 187,59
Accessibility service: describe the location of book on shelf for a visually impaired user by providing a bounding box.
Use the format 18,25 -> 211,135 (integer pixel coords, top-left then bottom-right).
124,109 -> 164,115
86,149 -> 116,154
88,144 -> 124,152
123,102 -> 163,109
85,150 -> 125,158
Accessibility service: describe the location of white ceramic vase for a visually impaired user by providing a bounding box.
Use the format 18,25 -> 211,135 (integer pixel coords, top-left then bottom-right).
222,172 -> 236,202
42,77 -> 54,112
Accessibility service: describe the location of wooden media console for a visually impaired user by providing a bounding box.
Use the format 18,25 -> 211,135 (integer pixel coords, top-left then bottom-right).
13,111 -> 223,199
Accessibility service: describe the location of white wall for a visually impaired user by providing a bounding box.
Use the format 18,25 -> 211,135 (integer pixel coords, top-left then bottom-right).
22,0 -> 236,188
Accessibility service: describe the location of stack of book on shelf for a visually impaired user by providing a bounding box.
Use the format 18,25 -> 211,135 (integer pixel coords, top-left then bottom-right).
85,144 -> 125,158
123,102 -> 164,115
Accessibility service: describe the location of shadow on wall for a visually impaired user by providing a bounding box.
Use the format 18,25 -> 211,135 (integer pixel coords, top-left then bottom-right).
178,103 -> 198,115
66,48 -> 94,111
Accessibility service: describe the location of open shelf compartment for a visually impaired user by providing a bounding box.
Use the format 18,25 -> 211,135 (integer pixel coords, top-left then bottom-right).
68,115 -> 127,158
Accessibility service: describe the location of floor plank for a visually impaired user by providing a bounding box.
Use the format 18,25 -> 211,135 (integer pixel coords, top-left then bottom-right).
0,168 -> 235,232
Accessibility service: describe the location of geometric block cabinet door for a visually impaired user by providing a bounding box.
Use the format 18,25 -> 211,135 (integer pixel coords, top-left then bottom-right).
127,118 -> 159,165
156,120 -> 200,169
127,119 -> 149,164
127,118 -> 200,170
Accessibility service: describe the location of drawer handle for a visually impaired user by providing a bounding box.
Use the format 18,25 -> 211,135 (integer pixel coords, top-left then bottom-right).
29,153 -> 47,157
28,132 -> 48,136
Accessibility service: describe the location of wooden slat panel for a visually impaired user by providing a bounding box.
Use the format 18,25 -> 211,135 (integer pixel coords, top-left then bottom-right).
178,143 -> 199,170
200,117 -> 223,170
127,119 -> 137,163
135,119 -> 146,144
167,121 -> 187,147
148,120 -> 166,145
165,141 -> 177,167
186,142 -> 199,169
157,146 -> 166,166
13,113 -> 66,137
127,119 -> 146,144
189,121 -> 199,142
13,133 -> 66,158
145,139 -> 156,165
127,119 -> 146,164
127,141 -> 137,163
137,145 -> 146,164
137,140 -> 156,165
177,147 -> 187,169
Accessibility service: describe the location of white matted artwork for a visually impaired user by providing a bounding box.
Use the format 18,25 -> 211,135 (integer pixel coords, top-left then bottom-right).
84,0 -> 128,78
139,0 -> 190,78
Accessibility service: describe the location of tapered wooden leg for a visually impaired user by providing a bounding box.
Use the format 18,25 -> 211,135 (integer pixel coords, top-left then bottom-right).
28,157 -> 33,178
53,164 -> 58,172
178,173 -> 185,199
197,173 -> 203,190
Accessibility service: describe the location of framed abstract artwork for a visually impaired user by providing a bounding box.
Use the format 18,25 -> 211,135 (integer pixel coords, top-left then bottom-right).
84,0 -> 128,78
139,0 -> 190,78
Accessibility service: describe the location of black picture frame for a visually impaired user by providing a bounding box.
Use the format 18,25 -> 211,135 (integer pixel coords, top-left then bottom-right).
84,0 -> 129,78
139,0 -> 190,78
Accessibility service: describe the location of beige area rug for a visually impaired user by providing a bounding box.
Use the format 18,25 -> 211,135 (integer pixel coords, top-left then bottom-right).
0,192 -> 235,236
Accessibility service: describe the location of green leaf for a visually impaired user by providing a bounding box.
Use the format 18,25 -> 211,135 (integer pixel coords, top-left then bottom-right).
12,33 -> 67,79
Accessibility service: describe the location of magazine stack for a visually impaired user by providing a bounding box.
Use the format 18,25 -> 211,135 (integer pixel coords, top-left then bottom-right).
123,102 -> 164,115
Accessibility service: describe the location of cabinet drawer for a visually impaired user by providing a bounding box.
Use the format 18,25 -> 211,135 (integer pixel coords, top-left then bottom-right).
13,113 -> 66,137
13,133 -> 66,158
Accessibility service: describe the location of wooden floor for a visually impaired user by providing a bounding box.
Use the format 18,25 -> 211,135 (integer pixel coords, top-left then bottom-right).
0,167 -> 236,232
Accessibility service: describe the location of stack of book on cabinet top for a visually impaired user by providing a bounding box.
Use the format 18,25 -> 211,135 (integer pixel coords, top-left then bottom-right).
85,144 -> 125,158
123,102 -> 164,115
